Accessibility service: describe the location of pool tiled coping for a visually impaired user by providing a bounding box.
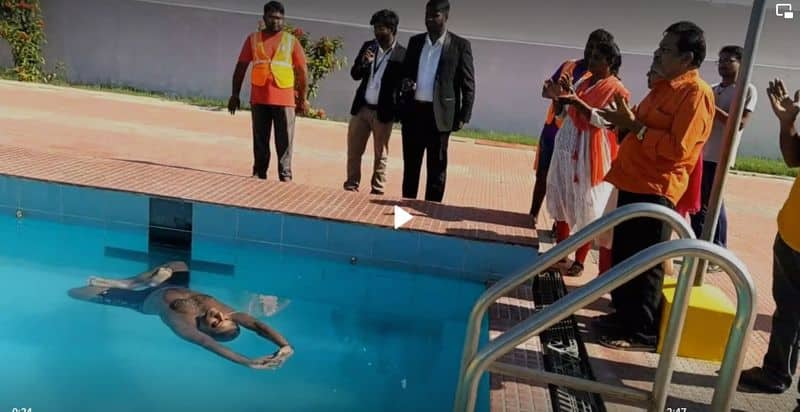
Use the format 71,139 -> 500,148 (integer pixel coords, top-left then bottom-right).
0,145 -> 541,283
0,144 -> 537,248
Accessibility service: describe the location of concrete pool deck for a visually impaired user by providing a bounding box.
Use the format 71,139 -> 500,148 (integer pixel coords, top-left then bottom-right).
1,79 -> 797,411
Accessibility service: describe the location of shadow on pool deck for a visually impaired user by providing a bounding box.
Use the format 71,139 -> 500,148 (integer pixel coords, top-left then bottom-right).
369,198 -> 536,228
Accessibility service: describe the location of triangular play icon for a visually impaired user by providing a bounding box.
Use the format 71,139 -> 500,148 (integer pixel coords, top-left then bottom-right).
393,205 -> 413,229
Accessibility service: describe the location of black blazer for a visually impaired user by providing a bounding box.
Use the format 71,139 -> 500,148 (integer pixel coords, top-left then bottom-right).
400,32 -> 476,132
349,40 -> 407,124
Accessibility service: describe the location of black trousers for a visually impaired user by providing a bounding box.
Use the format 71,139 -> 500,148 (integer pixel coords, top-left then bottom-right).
690,160 -> 728,247
251,104 -> 295,181
763,234 -> 800,389
609,190 -> 674,345
401,102 -> 451,202
76,268 -> 189,313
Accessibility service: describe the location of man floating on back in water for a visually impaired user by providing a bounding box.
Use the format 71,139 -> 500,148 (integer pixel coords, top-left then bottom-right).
69,261 -> 294,369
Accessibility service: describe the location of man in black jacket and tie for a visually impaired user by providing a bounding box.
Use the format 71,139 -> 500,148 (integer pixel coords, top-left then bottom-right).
343,10 -> 407,195
400,0 -> 476,202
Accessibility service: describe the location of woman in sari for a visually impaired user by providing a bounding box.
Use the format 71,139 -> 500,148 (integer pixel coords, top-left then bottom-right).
545,39 -> 629,277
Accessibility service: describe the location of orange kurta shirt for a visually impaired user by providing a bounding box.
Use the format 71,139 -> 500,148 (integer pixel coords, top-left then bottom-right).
605,69 -> 715,205
238,31 -> 308,107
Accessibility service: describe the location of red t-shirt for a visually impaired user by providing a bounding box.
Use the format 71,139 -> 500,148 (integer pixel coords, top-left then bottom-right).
238,32 -> 307,107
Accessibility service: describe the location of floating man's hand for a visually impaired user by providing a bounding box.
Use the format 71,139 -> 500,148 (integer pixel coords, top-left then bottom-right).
249,346 -> 294,370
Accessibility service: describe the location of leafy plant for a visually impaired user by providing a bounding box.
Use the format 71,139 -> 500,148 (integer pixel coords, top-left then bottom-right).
0,0 -> 50,82
287,26 -> 346,100
284,25 -> 345,119
254,20 -> 345,119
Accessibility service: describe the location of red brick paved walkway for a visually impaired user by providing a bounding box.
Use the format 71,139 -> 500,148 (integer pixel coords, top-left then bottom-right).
1,79 -> 796,411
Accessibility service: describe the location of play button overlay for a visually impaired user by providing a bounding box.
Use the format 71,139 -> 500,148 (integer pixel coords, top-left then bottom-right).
393,206 -> 413,229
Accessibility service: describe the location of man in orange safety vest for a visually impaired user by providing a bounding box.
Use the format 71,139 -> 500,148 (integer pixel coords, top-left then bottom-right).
229,1 -> 308,182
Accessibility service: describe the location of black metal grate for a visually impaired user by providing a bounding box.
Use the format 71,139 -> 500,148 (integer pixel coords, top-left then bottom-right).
148,197 -> 193,252
532,271 -> 606,412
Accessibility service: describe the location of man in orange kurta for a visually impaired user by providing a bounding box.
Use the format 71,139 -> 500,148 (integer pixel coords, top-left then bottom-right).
596,21 -> 715,351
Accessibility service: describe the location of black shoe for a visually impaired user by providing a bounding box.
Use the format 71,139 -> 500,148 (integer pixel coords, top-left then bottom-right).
591,313 -> 624,333
737,367 -> 788,394
565,262 -> 584,277
598,333 -> 656,352
370,189 -> 384,195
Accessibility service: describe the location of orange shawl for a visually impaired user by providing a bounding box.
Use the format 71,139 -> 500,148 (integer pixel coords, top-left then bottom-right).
567,75 -> 630,186
534,60 -> 591,170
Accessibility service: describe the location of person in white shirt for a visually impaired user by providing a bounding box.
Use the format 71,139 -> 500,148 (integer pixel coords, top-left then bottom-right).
344,10 -> 407,195
399,0 -> 475,202
689,45 -> 757,267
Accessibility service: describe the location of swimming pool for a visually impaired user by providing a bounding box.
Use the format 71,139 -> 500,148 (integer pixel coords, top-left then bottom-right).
0,176 -> 523,412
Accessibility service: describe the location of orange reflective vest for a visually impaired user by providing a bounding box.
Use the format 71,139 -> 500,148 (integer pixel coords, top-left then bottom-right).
251,31 -> 295,89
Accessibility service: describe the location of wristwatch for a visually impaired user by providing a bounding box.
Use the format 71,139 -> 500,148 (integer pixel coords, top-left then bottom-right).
636,124 -> 648,141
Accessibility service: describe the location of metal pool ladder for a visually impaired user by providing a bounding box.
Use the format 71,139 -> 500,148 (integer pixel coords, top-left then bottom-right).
453,203 -> 757,412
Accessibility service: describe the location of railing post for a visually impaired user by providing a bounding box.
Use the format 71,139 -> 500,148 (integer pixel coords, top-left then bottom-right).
696,0 -> 766,286
651,254 -> 698,410
453,203 -> 694,412
709,249 -> 757,411
455,239 -> 756,412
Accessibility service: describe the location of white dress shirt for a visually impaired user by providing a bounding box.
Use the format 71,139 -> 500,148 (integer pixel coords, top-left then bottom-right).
414,32 -> 447,102
365,41 -> 396,105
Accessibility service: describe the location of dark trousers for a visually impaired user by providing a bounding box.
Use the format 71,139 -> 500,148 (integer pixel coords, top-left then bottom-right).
763,234 -> 800,388
609,190 -> 674,345
251,104 -> 295,181
76,269 -> 189,313
401,102 -> 450,202
529,133 -> 555,217
690,161 -> 728,247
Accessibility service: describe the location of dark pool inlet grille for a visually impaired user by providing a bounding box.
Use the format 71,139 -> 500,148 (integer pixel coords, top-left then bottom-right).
532,270 -> 606,412
149,197 -> 192,252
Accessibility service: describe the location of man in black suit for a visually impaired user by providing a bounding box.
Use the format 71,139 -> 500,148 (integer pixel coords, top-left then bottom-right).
399,0 -> 475,202
343,10 -> 407,195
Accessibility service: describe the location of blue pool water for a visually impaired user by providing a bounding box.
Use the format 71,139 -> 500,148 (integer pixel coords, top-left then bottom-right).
0,212 -> 490,412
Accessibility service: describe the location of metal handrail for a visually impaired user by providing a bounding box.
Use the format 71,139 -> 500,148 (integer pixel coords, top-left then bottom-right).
454,239 -> 756,412
454,203 -> 695,411
697,0 -> 766,286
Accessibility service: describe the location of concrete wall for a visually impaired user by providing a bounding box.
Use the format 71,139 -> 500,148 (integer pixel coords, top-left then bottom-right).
21,0 -> 800,159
